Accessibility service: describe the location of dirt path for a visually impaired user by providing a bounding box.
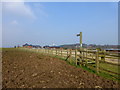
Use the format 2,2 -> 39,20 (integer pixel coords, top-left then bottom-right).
2,49 -> 119,88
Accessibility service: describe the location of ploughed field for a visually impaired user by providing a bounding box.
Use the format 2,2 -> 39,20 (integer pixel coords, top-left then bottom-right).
2,49 -> 119,88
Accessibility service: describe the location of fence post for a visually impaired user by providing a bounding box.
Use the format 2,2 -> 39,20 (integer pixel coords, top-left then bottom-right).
50,49 -> 51,55
58,49 -> 59,56
103,50 -> 106,62
92,52 -> 94,60
80,48 -> 82,66
48,49 -> 50,55
69,49 -> 72,64
83,48 -> 84,61
67,49 -> 69,57
56,49 -> 57,55
48,49 -> 49,55
61,48 -> 63,57
96,49 -> 99,74
51,49 -> 52,55
57,49 -> 59,56
44,49 -> 46,54
53,49 -> 55,55
86,49 -> 88,64
52,49 -> 53,55
75,49 -> 77,65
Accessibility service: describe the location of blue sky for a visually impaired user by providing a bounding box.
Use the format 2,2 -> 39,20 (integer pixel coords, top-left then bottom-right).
2,2 -> 118,47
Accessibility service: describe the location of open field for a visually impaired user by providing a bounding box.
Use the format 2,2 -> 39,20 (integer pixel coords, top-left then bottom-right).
2,48 -> 120,88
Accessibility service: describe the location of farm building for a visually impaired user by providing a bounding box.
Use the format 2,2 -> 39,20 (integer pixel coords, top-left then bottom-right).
23,43 -> 41,48
23,43 -> 32,48
43,45 -> 61,49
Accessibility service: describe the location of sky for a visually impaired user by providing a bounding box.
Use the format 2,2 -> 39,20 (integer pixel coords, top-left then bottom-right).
2,1 -> 118,47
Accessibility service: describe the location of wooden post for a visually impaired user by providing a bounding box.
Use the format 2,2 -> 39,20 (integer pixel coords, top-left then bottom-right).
103,50 -> 106,62
70,49 -> 72,64
86,49 -> 88,64
51,49 -> 53,55
48,49 -> 50,55
50,49 -> 52,55
52,49 -> 53,55
48,49 -> 49,55
80,48 -> 83,66
80,32 -> 82,48
56,49 -> 57,55
83,48 -> 84,61
92,52 -> 94,61
53,49 -> 55,55
61,48 -> 63,57
67,49 -> 69,57
57,49 -> 58,56
96,50 -> 99,74
58,49 -> 60,56
52,49 -> 54,55
45,49 -> 46,54
49,49 -> 50,55
51,49 -> 52,55
75,49 -> 77,65
77,32 -> 82,48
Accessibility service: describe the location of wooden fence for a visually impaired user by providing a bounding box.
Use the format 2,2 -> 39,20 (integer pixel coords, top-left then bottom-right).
22,48 -> 120,79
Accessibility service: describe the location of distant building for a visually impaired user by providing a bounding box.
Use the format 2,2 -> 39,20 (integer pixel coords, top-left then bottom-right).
32,45 -> 41,48
43,45 -> 61,49
23,43 -> 32,48
23,43 -> 41,48
43,45 -> 50,48
49,46 -> 61,49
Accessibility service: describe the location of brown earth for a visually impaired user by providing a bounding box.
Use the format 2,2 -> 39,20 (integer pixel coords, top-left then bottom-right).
2,49 -> 120,88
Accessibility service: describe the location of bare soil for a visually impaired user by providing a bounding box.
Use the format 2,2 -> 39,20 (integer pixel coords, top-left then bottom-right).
2,49 -> 120,88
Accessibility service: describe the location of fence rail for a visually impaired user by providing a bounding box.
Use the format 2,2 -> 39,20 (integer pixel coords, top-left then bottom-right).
21,48 -> 120,78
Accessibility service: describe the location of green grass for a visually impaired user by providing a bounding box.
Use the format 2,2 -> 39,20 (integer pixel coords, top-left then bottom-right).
99,71 -> 119,82
2,48 -> 16,50
99,62 -> 119,74
75,63 -> 120,82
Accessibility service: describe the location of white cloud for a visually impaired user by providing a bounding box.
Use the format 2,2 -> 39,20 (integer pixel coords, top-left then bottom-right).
11,20 -> 18,25
3,0 -> 36,19
33,3 -> 48,17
